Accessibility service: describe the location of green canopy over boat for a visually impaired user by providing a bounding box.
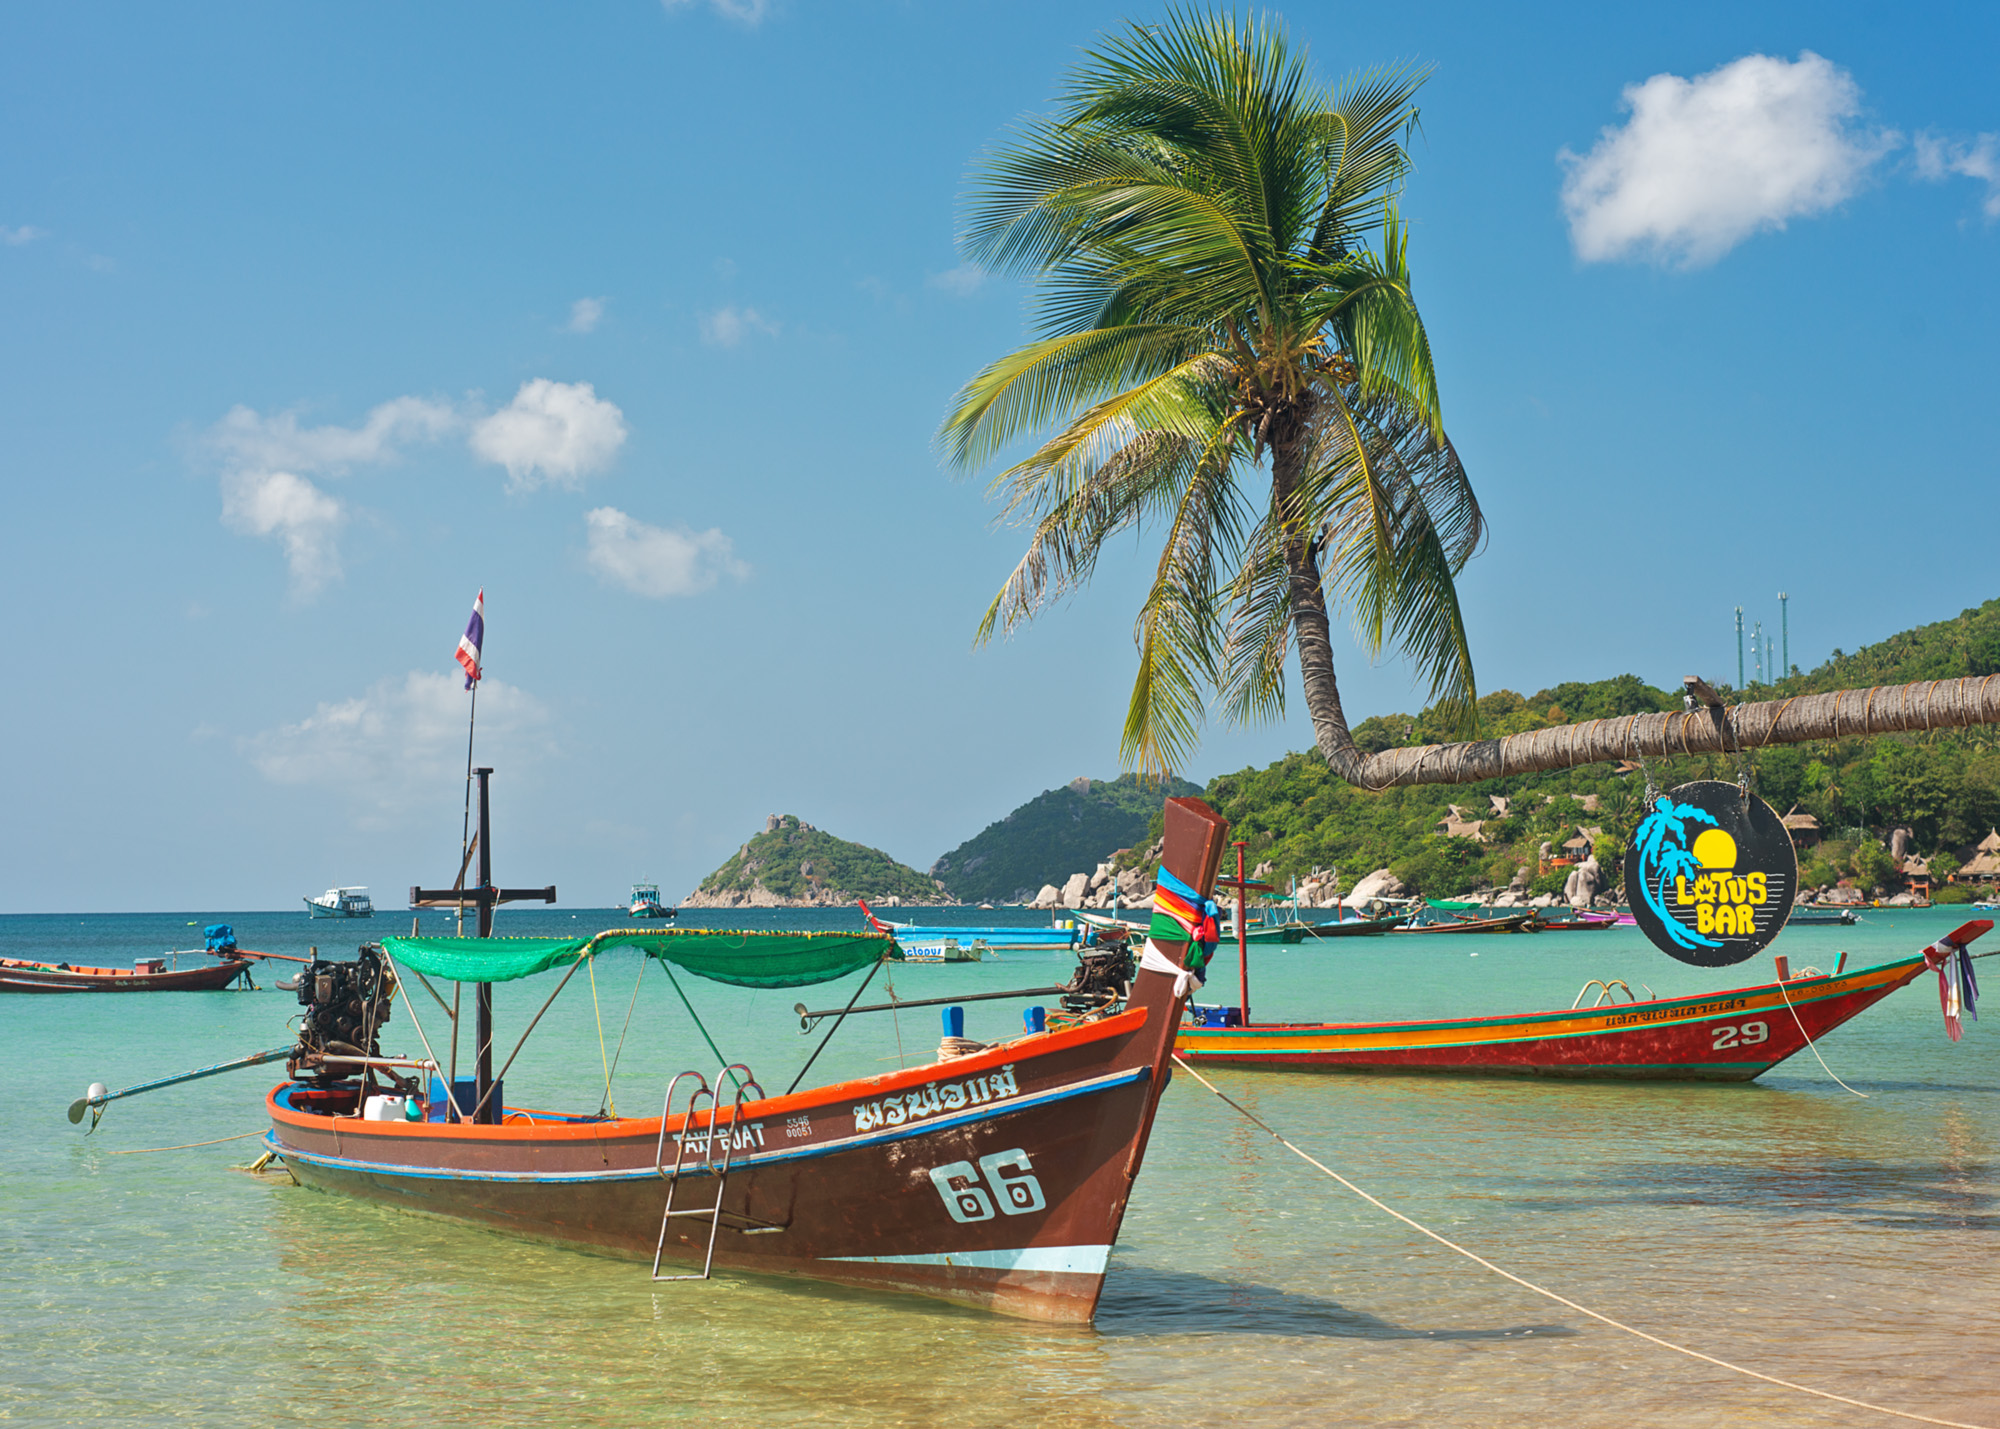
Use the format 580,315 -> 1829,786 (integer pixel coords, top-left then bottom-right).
381,928 -> 901,989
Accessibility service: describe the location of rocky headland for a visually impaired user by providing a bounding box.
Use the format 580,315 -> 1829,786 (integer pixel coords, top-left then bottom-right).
684,814 -> 954,909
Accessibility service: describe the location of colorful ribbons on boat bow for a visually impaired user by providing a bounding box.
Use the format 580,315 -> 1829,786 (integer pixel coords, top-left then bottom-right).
1927,935 -> 1980,1042
1142,865 -> 1220,994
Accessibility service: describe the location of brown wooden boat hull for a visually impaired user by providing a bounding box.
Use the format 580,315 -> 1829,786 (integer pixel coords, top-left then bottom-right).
0,958 -> 253,992
272,1054 -> 1154,1319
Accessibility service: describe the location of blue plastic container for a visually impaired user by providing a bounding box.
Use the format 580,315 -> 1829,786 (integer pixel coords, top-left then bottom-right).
942,1005 -> 966,1038
428,1076 -> 500,1122
1024,1005 -> 1047,1033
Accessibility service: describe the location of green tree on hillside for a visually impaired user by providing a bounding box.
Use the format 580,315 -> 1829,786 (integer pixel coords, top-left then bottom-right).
943,10 -> 1481,778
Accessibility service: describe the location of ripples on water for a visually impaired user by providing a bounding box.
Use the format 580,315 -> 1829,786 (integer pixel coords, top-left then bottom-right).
3,907 -> 1995,1426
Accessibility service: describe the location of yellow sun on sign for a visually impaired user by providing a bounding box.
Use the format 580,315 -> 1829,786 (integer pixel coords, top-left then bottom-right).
1691,829 -> 1738,870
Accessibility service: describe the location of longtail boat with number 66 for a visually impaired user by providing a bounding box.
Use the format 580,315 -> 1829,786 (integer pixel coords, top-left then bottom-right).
237,785 -> 1233,1323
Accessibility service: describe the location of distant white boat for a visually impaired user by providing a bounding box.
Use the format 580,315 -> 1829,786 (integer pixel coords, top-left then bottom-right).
628,883 -> 675,920
305,886 -> 374,919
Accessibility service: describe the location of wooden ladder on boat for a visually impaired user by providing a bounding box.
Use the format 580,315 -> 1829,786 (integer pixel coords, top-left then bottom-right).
650,1063 -> 763,1282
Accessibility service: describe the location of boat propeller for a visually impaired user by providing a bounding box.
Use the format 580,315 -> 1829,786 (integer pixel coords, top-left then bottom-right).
64,1046 -> 294,1130
66,1083 -> 109,1126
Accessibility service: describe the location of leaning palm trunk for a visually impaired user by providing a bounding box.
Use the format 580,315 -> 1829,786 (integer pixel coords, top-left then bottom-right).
1297,672 -> 2000,790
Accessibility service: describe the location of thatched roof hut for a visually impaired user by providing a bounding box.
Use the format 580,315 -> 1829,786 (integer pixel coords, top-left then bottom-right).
1436,804 -> 1487,841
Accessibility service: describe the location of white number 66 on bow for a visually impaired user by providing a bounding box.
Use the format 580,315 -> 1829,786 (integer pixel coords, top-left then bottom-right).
928,1148 -> 1048,1223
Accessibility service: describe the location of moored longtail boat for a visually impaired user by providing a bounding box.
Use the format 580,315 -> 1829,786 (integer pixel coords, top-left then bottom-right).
857,900 -> 1079,952
1390,909 -> 1539,934
0,956 -> 255,993
1537,911 -> 1619,932
1176,920 -> 1991,1080
264,797 -> 1231,1323
1297,914 -> 1409,937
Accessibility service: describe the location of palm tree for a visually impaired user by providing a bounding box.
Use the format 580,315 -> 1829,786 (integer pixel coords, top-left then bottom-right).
943,10 -> 1478,780
945,10 -> 2000,788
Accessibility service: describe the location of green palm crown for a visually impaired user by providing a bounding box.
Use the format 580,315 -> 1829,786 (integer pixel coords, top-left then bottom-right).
941,8 -> 1483,780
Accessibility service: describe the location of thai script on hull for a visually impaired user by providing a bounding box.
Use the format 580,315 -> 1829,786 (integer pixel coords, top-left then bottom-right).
853,1064 -> 1020,1132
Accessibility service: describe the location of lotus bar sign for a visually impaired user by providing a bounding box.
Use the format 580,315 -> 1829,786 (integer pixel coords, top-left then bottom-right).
1624,780 -> 1797,966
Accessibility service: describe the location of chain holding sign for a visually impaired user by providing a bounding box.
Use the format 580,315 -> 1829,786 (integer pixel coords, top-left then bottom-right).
1623,780 -> 1797,967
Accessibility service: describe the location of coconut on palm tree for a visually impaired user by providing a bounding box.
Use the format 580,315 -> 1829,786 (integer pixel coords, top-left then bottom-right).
945,10 -> 2000,787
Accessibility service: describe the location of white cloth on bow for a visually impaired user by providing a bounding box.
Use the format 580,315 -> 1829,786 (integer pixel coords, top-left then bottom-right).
1139,940 -> 1201,998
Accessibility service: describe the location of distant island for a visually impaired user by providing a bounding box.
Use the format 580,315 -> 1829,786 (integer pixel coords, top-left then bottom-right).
929,772 -> 1200,904
684,814 -> 949,908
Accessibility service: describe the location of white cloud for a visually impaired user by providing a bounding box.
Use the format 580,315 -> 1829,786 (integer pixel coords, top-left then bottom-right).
208,379 -> 629,592
468,379 -> 627,491
699,305 -> 779,347
2,225 -> 46,246
242,671 -> 551,823
1560,51 -> 1896,267
584,506 -> 748,598
209,396 -> 460,475
220,470 -> 345,598
1915,132 -> 2000,219
567,296 -> 606,333
926,263 -> 986,296
205,396 -> 459,597
662,0 -> 768,24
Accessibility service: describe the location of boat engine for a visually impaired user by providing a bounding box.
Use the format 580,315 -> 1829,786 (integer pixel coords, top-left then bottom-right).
1061,937 -> 1135,1013
288,943 -> 399,1087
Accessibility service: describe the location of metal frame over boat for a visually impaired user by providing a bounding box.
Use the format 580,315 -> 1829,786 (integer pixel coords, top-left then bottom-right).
1176,921 -> 1991,1080
262,796 -> 1232,1323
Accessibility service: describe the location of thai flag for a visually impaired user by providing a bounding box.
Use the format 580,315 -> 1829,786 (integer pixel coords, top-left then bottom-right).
455,590 -> 484,689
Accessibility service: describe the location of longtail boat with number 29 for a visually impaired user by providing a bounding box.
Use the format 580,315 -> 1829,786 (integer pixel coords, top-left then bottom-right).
252,787 -> 1231,1323
1176,921 -> 1989,1080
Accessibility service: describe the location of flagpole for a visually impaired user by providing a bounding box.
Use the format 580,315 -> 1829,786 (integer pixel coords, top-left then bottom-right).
452,589 -> 485,939
457,682 -> 478,938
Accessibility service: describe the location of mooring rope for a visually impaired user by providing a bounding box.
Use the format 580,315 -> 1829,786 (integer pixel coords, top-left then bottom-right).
601,954 -> 648,1115
108,1130 -> 266,1154
588,952 -> 615,1116
1775,978 -> 1869,1098
1170,1056 -> 1991,1429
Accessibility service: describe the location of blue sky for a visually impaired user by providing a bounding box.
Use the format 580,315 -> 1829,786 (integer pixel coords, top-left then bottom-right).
4,1 -> 1996,912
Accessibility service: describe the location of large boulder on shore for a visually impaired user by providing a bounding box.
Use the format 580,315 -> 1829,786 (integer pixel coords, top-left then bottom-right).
1030,883 -> 1062,909
1059,872 -> 1091,908
1346,868 -> 1405,903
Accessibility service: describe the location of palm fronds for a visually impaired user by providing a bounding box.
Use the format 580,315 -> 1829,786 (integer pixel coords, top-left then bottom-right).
943,8 -> 1480,778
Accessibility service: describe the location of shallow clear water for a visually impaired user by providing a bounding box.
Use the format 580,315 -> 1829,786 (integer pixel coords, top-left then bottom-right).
4,907 -> 1995,1426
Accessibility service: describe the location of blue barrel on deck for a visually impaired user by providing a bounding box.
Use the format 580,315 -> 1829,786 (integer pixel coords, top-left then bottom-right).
942,1005 -> 965,1038
428,1076 -> 501,1122
1024,1005 -> 1047,1033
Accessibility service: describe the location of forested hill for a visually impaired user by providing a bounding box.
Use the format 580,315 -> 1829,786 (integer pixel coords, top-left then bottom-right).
1800,595 -> 2000,690
931,772 -> 1200,903
1198,597 -> 2000,903
689,815 -> 944,907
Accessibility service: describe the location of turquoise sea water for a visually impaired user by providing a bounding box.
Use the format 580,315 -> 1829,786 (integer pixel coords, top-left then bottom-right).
4,906 -> 1996,1427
